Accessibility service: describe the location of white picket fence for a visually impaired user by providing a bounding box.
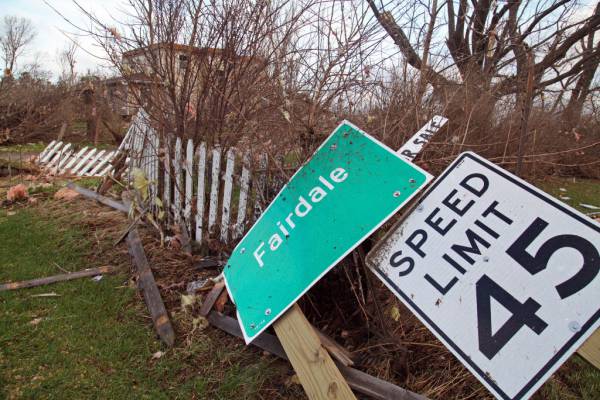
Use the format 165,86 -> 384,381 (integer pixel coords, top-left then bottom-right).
129,119 -> 282,244
35,111 -> 146,177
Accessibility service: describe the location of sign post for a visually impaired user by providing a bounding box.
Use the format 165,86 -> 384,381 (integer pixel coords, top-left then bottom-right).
367,152 -> 600,400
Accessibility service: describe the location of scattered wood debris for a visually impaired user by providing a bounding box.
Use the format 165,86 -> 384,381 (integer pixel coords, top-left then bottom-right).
0,265 -> 117,291
207,311 -> 429,400
67,182 -> 129,213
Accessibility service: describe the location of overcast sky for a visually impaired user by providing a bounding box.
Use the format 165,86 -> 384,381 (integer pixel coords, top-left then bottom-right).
0,0 -> 128,78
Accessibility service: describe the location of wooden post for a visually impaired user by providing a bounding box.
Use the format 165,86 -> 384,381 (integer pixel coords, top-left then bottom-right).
578,329 -> 600,370
126,228 -> 175,346
273,304 -> 356,400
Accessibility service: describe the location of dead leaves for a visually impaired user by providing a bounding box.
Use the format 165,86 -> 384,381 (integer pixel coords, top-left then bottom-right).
6,184 -> 28,202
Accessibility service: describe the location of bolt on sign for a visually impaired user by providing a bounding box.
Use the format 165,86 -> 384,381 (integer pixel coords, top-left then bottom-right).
366,152 -> 600,400
223,121 -> 432,343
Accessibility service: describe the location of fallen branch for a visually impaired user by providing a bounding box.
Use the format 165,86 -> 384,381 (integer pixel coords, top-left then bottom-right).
67,182 -> 129,213
126,228 -> 175,346
0,265 -> 117,291
207,311 -> 429,400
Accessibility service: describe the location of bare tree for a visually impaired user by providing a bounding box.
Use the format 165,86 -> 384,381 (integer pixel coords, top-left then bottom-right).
0,15 -> 36,75
367,1 -> 600,133
58,41 -> 78,85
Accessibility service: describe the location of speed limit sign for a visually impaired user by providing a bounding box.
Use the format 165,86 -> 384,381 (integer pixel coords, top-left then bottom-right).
367,152 -> 600,400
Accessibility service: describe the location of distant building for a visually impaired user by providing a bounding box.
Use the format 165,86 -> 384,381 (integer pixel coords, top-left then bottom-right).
104,43 -> 240,118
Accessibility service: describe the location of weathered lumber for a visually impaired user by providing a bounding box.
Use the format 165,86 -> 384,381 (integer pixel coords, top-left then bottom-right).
314,328 -> 354,367
199,281 -> 225,317
67,182 -> 129,213
126,228 -> 175,346
0,266 -> 117,291
273,304 -> 356,399
207,311 -> 429,400
578,329 -> 600,370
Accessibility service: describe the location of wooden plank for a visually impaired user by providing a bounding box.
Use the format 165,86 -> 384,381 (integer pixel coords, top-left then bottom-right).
184,139 -> 194,231
149,133 -> 160,210
46,144 -> 72,170
126,228 -> 175,346
208,146 -> 221,232
207,311 -> 428,400
199,281 -> 225,316
252,153 -> 268,221
163,137 -> 172,224
235,154 -> 251,239
38,140 -> 57,160
173,137 -> 183,223
71,148 -> 97,174
78,150 -> 105,176
314,328 -> 354,367
220,148 -> 235,242
88,151 -> 116,176
273,304 -> 356,400
0,266 -> 117,291
63,147 -> 88,171
195,142 -> 207,242
67,183 -> 130,213
45,143 -> 72,169
54,149 -> 74,175
578,329 -> 600,369
98,162 -> 115,177
40,141 -> 63,163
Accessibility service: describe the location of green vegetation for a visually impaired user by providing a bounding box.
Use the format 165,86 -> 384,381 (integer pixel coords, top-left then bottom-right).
536,177 -> 600,214
0,142 -> 48,154
0,206 -> 284,399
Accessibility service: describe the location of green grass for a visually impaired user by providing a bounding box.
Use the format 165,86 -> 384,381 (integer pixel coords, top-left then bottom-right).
0,142 -> 47,154
0,206 -> 284,399
536,177 -> 600,214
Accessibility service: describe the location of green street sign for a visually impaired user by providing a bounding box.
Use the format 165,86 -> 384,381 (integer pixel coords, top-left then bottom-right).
223,121 -> 432,342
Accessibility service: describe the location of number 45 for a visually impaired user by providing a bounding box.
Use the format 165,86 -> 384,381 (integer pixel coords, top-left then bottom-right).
476,217 -> 599,360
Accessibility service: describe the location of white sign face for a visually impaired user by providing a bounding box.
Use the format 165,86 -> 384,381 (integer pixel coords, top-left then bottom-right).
367,152 -> 600,400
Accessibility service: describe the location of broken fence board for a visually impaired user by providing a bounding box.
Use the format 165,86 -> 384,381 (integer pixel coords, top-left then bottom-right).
46,143 -> 72,169
67,183 -> 130,213
38,140 -> 57,160
235,154 -> 251,239
207,311 -> 428,400
208,147 -> 221,232
220,148 -> 235,242
173,137 -> 183,223
163,137 -> 172,224
195,142 -> 207,242
78,150 -> 105,176
185,139 -> 194,232
71,148 -> 97,174
40,141 -> 63,163
88,151 -> 116,176
126,228 -> 175,346
63,147 -> 88,171
0,266 -> 117,291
